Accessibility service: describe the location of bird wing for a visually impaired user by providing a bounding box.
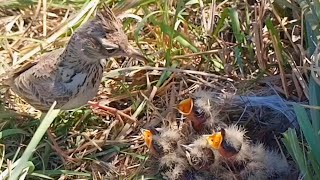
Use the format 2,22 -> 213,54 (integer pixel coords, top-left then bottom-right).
8,49 -> 73,110
0,60 -> 38,87
0,49 -> 64,86
25,49 -> 64,79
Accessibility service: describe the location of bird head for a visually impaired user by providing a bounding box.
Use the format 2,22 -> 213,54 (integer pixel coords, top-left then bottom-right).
140,128 -> 153,149
177,98 -> 207,131
205,129 -> 223,150
76,5 -> 145,62
177,98 -> 193,115
205,127 -> 242,158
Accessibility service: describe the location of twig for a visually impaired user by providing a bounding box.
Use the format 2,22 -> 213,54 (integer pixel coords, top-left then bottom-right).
88,101 -> 137,123
105,66 -> 234,81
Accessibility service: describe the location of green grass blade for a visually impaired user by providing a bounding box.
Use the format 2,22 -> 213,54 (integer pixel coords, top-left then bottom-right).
8,102 -> 60,180
274,0 -> 300,11
31,170 -> 91,177
29,172 -> 54,180
300,0 -> 320,134
171,0 -> 186,45
229,8 -> 244,75
0,129 -> 30,139
309,77 -> 320,132
134,10 -> 161,51
229,8 -> 244,43
213,8 -> 229,37
158,22 -> 198,52
0,144 -> 4,171
308,151 -> 320,179
282,128 -> 313,179
156,61 -> 178,87
293,104 -> 320,166
297,0 -> 320,45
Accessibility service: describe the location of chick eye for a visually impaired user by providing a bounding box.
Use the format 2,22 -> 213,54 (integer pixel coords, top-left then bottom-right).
194,107 -> 205,117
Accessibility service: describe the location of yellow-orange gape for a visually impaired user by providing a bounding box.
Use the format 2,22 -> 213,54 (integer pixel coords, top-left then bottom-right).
206,130 -> 223,149
177,98 -> 208,132
177,98 -> 194,115
206,128 -> 241,158
140,128 -> 163,158
141,129 -> 153,149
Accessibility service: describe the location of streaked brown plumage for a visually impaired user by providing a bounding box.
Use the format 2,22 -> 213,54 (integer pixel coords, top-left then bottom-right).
0,6 -> 144,111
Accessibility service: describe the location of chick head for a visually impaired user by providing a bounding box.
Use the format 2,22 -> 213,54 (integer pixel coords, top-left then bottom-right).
141,128 -> 153,149
177,98 -> 193,115
205,126 -> 243,158
177,98 -> 208,132
205,129 -> 223,150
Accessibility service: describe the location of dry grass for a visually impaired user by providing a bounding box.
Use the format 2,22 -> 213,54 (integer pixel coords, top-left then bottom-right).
0,0 -> 317,179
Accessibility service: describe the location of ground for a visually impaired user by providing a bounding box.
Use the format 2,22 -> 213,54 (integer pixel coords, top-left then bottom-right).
0,0 -> 318,179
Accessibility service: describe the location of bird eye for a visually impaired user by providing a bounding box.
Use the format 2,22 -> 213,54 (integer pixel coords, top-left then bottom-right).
194,107 -> 205,117
106,48 -> 117,54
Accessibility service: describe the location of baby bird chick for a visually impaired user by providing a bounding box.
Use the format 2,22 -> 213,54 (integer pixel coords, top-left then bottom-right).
141,127 -> 186,157
178,96 -> 225,132
181,137 -> 215,171
242,143 -> 290,180
141,128 -> 163,158
160,152 -> 191,180
206,126 -> 244,159
157,127 -> 187,154
178,90 -> 227,132
192,90 -> 226,129
178,98 -> 207,132
141,127 -> 198,180
205,125 -> 290,179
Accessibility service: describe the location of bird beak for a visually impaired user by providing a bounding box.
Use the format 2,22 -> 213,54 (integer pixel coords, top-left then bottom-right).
177,98 -> 193,115
203,132 -> 223,150
202,134 -> 211,138
212,132 -> 223,149
140,128 -> 148,134
127,45 -> 147,61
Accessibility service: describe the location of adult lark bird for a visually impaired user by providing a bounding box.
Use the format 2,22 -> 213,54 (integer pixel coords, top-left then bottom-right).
0,5 -> 145,162
0,5 -> 145,111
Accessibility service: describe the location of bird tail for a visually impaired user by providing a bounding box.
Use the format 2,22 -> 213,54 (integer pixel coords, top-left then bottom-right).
0,71 -> 13,87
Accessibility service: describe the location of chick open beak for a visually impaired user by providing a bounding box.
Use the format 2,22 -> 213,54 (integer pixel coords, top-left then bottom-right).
140,128 -> 148,135
178,98 -> 194,115
127,45 -> 147,61
206,128 -> 241,158
204,132 -> 223,150
140,128 -> 152,149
